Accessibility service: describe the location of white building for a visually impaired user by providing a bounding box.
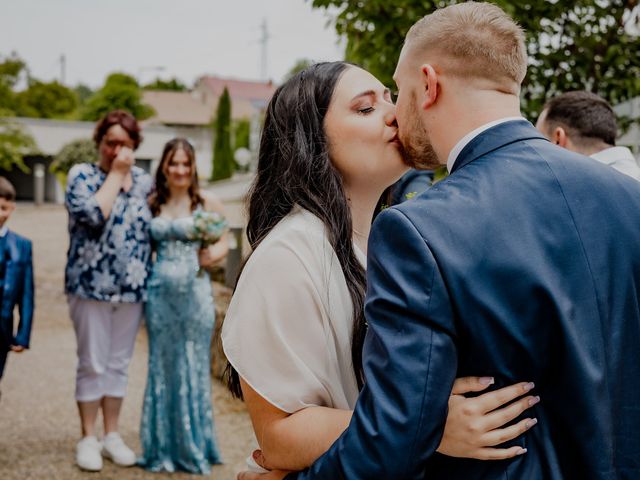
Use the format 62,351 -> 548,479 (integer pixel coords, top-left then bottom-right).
614,96 -> 640,158
3,117 -> 184,203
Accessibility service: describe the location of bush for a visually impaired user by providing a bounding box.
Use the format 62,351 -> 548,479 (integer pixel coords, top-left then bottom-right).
50,138 -> 98,185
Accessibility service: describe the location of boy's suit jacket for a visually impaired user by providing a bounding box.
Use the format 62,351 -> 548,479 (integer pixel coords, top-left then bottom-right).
0,230 -> 34,351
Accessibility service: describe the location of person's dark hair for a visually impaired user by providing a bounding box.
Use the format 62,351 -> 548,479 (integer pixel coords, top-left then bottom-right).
149,138 -> 203,216
93,110 -> 143,150
225,61 -> 368,398
542,91 -> 617,147
0,176 -> 16,201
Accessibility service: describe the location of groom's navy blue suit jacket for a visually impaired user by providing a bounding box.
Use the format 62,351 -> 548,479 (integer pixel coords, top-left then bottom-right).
289,121 -> 640,479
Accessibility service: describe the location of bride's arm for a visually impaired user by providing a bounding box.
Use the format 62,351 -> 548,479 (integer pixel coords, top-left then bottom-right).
241,376 -> 539,472
241,378 -> 351,472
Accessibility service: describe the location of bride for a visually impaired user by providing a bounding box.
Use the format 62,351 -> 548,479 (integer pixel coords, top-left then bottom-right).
222,62 -> 538,479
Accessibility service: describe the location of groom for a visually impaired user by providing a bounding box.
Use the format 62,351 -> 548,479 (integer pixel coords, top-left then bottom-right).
244,2 -> 640,479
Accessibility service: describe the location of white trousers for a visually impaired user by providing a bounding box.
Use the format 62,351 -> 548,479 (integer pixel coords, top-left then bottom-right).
68,295 -> 142,402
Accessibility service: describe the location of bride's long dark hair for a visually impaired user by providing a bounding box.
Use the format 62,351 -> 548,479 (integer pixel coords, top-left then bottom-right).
226,61 -> 368,397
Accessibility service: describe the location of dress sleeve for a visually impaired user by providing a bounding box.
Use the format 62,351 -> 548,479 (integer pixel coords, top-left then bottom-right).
222,233 -> 337,413
65,164 -> 105,228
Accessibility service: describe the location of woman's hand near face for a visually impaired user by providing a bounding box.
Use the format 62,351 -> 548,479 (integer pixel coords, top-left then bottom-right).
96,146 -> 135,218
437,377 -> 539,459
110,146 -> 135,176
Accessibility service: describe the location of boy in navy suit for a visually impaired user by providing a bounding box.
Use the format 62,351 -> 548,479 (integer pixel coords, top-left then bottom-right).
0,176 -> 34,398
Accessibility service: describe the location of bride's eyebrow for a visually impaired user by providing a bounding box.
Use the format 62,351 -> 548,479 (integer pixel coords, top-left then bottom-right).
350,88 -> 391,102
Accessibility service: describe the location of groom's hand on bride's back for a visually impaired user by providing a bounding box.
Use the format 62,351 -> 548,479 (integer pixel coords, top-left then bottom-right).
437,376 -> 539,460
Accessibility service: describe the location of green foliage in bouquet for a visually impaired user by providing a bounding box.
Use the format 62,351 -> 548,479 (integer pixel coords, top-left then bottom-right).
188,210 -> 229,277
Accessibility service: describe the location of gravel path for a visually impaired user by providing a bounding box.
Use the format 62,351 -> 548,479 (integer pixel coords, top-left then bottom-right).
0,204 -> 255,480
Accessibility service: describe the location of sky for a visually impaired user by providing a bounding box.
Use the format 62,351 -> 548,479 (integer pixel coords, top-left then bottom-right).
0,0 -> 345,89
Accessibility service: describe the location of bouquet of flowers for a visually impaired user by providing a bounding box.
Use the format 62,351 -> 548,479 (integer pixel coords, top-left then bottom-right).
188,210 -> 228,276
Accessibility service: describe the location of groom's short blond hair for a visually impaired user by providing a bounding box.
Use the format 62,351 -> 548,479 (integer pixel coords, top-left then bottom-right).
406,2 -> 527,89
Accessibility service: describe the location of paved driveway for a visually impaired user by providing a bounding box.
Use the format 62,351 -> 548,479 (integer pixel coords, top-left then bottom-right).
0,204 -> 254,480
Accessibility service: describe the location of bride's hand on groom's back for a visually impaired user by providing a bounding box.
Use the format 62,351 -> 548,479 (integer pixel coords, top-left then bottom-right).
437,377 -> 539,460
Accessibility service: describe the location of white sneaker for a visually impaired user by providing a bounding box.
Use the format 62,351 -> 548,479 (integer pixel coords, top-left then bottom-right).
101,432 -> 137,467
76,436 -> 103,472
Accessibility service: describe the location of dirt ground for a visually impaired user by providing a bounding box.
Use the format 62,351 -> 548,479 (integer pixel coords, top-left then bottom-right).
0,204 -> 255,480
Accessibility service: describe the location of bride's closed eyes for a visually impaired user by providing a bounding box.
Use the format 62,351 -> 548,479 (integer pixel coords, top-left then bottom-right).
350,88 -> 395,114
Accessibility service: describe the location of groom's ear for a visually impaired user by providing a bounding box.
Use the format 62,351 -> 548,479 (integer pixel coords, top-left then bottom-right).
420,64 -> 438,111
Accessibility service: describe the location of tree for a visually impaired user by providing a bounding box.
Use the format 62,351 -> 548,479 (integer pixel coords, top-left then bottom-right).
50,138 -> 97,185
143,77 -> 187,91
211,87 -> 234,181
82,73 -> 155,121
311,0 -> 640,121
74,84 -> 94,104
234,119 -> 251,151
0,52 -> 28,116
285,58 -> 314,80
0,118 -> 37,173
0,52 -> 27,89
15,81 -> 78,119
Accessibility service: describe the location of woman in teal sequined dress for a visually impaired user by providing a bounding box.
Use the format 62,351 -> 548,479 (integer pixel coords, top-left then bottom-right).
139,138 -> 228,474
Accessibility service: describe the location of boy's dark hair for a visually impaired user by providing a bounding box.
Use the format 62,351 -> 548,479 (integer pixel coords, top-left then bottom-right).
542,91 -> 617,147
0,176 -> 16,201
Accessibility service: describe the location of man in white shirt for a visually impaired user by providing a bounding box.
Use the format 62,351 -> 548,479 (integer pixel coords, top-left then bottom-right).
536,90 -> 640,181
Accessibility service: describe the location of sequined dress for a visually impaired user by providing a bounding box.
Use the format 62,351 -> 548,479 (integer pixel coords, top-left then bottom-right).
139,215 -> 222,474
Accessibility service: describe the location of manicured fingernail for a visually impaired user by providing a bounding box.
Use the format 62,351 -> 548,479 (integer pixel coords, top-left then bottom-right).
516,448 -> 528,455
528,396 -> 540,406
526,418 -> 538,429
252,449 -> 260,460
479,376 -> 495,385
523,382 -> 535,391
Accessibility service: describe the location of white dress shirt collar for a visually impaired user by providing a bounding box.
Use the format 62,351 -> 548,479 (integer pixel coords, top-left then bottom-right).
590,146 -> 635,165
0,226 -> 7,238
447,117 -> 525,172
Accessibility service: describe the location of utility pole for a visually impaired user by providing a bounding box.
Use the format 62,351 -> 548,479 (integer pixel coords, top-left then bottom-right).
259,18 -> 270,81
60,54 -> 66,85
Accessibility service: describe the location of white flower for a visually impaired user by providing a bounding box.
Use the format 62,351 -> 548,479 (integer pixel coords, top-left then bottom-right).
122,205 -> 138,225
77,240 -> 102,270
90,269 -> 115,292
112,255 -> 129,276
72,181 -> 93,199
125,258 -> 147,290
110,223 -> 128,246
134,222 -> 148,242
121,292 -> 138,303
624,6 -> 640,37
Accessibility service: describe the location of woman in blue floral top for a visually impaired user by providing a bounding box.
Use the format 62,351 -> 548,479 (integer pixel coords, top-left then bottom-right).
65,110 -> 152,473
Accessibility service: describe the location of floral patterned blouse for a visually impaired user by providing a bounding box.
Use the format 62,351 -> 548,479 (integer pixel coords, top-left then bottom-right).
65,163 -> 153,303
